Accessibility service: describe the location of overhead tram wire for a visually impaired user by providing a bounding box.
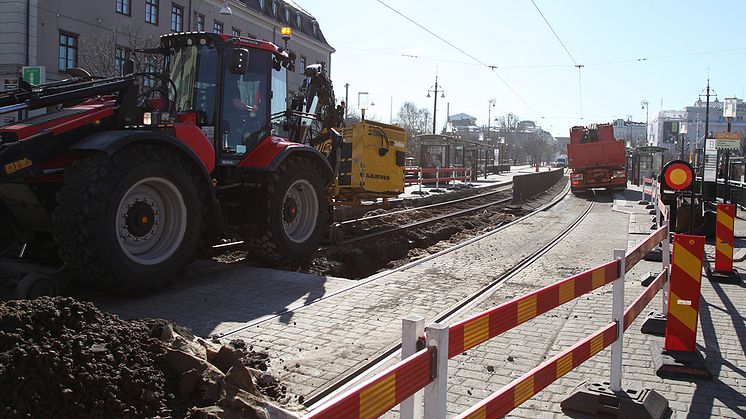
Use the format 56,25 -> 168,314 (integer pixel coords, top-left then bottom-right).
529,0 -> 583,119
374,0 -> 543,118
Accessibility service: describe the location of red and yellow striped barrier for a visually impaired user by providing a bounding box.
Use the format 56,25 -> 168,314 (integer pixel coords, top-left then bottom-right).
305,347 -> 434,419
458,323 -> 618,419
624,268 -> 667,331
715,204 -> 736,273
664,234 -> 705,352
448,260 -> 619,358
625,225 -> 669,271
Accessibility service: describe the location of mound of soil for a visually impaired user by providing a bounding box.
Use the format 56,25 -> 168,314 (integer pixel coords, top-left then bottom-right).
0,297 -> 293,418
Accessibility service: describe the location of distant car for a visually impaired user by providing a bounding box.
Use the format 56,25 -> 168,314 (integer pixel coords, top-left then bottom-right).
555,156 -> 567,168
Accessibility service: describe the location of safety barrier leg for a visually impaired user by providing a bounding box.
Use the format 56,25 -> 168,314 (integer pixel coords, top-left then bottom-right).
400,315 -> 425,419
423,323 -> 448,419
641,206 -> 671,336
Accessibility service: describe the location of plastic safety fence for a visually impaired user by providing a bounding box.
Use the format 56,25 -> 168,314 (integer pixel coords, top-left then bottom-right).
448,260 -> 619,359
458,266 -> 670,419
512,169 -> 564,203
457,323 -> 618,419
625,225 -> 668,272
304,347 -> 434,419
624,268 -> 667,331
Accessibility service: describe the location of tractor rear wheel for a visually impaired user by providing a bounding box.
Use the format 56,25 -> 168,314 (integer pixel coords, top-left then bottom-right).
246,157 -> 328,265
53,145 -> 202,293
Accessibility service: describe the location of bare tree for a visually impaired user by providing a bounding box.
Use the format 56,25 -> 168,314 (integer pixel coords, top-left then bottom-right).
396,102 -> 431,158
496,112 -> 521,132
79,22 -> 163,78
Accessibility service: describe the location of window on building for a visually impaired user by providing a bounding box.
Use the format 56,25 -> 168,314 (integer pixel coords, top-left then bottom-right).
312,21 -> 318,37
232,27 -> 241,36
271,1 -> 277,16
258,0 -> 265,11
296,13 -> 302,28
58,32 -> 78,71
171,4 -> 183,31
116,0 -> 131,15
284,7 -> 290,23
300,56 -> 306,71
194,12 -> 205,31
213,21 -> 223,33
145,0 -> 159,24
143,64 -> 158,87
114,46 -> 128,76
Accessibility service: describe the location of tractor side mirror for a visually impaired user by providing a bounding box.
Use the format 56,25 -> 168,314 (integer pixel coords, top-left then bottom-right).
229,48 -> 250,74
123,59 -> 135,76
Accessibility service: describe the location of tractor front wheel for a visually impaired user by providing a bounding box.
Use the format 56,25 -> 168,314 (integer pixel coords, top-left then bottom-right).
246,157 -> 328,265
53,146 -> 203,293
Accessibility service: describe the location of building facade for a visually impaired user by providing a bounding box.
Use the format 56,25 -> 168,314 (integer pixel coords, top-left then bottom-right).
0,0 -> 334,120
612,118 -> 646,147
648,97 -> 746,160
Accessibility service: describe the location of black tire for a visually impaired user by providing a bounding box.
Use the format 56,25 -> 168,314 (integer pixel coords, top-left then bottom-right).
53,145 -> 203,294
245,157 -> 328,265
0,200 -> 20,254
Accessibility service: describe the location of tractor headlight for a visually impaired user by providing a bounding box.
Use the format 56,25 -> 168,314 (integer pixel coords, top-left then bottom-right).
143,112 -> 152,125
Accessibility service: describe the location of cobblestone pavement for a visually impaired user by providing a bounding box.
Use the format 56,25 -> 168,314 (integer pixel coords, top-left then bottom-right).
223,184 -> 587,408
440,188 -> 746,418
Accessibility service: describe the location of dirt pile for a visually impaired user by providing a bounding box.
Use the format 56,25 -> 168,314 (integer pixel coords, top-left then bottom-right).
0,297 -> 295,418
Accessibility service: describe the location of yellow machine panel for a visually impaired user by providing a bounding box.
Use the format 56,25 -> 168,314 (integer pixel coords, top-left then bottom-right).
331,120 -> 406,206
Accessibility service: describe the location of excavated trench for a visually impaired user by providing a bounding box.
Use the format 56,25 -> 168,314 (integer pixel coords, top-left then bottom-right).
227,179 -> 567,279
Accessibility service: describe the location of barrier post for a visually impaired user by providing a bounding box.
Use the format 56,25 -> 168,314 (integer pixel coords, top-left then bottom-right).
400,315 -> 425,419
609,249 -> 626,392
423,323 -> 448,419
418,168 -> 423,195
651,234 -> 712,380
708,203 -> 740,283
641,205 -> 671,336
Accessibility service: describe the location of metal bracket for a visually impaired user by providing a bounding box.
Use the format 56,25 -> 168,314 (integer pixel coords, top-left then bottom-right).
429,346 -> 438,381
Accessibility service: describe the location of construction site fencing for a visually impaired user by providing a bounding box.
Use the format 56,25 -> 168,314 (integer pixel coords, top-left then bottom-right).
404,167 -> 473,194
305,192 -> 673,419
512,168 -> 564,203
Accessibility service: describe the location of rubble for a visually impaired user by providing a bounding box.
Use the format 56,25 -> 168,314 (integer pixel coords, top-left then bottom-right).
0,297 -> 294,418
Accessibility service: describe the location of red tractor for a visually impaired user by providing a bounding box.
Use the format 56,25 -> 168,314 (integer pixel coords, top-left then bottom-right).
0,31 -> 345,294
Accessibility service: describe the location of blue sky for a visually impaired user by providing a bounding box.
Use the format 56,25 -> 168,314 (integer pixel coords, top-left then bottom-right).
298,0 -> 746,137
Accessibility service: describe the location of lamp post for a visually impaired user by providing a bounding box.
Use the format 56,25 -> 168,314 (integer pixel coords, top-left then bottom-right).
486,98 -> 496,143
724,97 -> 737,202
426,71 -> 445,134
358,92 -> 369,121
640,100 -> 649,144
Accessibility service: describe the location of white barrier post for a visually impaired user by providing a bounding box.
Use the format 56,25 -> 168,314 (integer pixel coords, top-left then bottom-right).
661,205 -> 671,313
400,315 -> 425,419
423,323 -> 448,419
610,249 -> 626,392
435,168 -> 440,191
655,184 -> 661,227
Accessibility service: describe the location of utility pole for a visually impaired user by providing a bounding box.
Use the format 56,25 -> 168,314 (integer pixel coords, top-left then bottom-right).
487,99 -> 496,143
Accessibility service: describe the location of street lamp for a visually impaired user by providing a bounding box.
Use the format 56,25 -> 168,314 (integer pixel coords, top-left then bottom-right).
358,92 -> 369,121
426,71 -> 445,134
640,100 -> 649,144
219,0 -> 232,15
487,99 -> 496,143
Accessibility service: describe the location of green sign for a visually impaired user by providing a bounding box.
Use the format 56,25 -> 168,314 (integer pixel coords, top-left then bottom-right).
22,67 -> 42,86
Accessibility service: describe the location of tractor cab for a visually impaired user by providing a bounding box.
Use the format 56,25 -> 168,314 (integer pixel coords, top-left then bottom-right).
160,32 -> 293,159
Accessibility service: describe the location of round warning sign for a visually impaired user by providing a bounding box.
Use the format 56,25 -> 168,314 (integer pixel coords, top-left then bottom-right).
662,160 -> 693,191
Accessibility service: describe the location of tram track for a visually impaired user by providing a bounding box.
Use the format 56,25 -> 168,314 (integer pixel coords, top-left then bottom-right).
303,186 -> 595,410
327,185 -> 514,247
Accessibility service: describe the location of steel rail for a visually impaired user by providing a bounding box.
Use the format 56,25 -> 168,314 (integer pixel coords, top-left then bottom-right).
214,180 -> 571,342
303,186 -> 594,410
338,183 -> 513,227
332,195 -> 513,247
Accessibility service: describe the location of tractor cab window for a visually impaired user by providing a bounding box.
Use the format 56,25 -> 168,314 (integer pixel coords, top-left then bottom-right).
270,66 -> 287,136
168,44 -> 218,127
220,49 -> 270,156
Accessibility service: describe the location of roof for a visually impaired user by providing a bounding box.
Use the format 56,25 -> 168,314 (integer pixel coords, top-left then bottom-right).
238,0 -> 332,48
449,113 -> 476,121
